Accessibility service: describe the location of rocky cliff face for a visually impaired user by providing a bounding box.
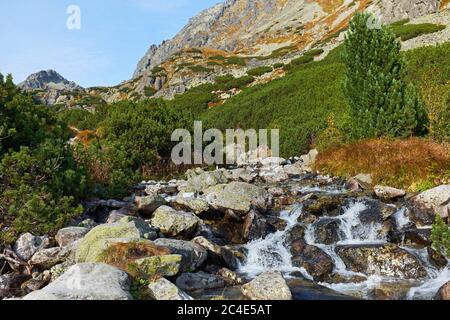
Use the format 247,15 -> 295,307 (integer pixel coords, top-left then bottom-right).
19,70 -> 82,92
134,0 -> 442,78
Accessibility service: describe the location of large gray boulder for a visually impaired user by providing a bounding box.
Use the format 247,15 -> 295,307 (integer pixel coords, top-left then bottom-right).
412,185 -> 450,219
241,271 -> 292,300
204,182 -> 273,215
335,244 -> 428,279
154,239 -> 207,272
173,195 -> 210,215
150,206 -> 201,238
21,263 -> 132,300
135,193 -> 167,216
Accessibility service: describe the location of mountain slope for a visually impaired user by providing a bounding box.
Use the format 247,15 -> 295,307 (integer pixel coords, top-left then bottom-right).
134,0 -> 442,77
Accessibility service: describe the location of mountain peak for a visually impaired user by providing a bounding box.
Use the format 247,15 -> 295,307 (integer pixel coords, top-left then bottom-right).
19,70 -> 83,91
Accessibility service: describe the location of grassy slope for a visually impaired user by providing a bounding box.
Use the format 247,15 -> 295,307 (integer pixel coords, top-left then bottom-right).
199,42 -> 449,157
201,47 -> 348,156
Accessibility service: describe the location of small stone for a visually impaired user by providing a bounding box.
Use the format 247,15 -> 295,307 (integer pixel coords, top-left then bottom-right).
55,227 -> 89,247
13,233 -> 50,261
30,247 -> 66,269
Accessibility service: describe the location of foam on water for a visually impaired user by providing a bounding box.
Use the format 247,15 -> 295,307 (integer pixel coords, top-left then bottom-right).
393,207 -> 412,230
239,206 -> 312,280
407,267 -> 450,300
238,183 -> 449,300
298,185 -> 347,195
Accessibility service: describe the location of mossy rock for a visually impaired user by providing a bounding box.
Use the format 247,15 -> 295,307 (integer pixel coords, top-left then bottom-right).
129,255 -> 182,278
75,217 -> 155,263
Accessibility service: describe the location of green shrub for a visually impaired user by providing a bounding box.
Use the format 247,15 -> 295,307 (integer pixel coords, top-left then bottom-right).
304,48 -> 324,56
404,43 -> 450,141
391,23 -> 446,41
224,56 -> 247,66
76,100 -> 193,196
59,105 -> 108,130
273,63 -> 284,69
247,66 -> 273,77
0,74 -> 86,243
215,75 -> 254,91
291,55 -> 314,65
431,215 -> 450,257
390,18 -> 410,27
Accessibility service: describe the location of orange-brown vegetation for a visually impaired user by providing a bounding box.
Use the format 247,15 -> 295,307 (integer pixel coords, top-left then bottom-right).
308,0 -> 344,13
315,138 -> 450,190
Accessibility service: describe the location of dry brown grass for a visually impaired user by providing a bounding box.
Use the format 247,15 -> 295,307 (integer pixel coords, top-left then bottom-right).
315,138 -> 450,190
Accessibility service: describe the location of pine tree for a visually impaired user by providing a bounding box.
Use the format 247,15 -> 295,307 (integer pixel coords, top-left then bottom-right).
343,13 -> 428,139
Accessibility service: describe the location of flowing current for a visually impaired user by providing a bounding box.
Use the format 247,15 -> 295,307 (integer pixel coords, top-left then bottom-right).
239,186 -> 449,300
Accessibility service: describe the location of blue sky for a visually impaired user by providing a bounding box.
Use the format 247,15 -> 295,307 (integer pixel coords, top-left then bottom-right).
0,0 -> 221,87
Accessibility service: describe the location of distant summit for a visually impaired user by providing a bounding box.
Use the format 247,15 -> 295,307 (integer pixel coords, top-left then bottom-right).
19,70 -> 83,91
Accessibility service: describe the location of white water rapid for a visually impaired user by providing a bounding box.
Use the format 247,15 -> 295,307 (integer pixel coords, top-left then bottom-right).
238,185 -> 449,300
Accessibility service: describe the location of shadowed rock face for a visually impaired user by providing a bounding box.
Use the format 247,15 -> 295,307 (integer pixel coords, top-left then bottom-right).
19,70 -> 82,91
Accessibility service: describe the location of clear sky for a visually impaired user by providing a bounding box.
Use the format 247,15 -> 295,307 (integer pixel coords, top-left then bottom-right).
0,0 -> 221,87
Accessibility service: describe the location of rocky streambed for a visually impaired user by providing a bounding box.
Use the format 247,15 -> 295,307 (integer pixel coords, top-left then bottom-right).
1,151 -> 449,300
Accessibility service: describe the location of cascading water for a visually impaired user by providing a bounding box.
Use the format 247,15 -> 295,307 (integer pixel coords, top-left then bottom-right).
238,183 -> 449,300
239,206 -> 313,280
